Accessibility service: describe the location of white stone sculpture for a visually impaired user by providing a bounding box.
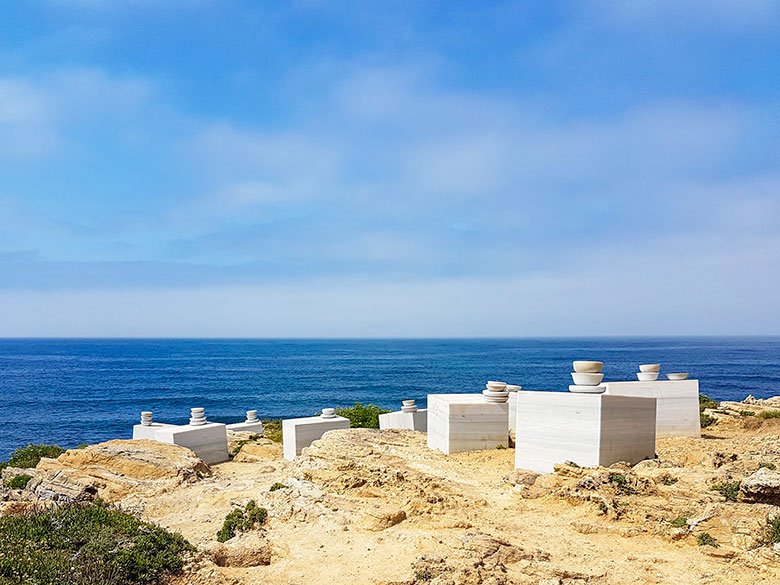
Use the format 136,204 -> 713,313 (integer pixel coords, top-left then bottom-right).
282,409 -> 350,461
379,400 -> 427,431
427,393 -> 509,454
226,409 -> 265,435
153,407 -> 230,465
602,379 -> 700,438
132,410 -> 176,440
514,391 -> 657,473
570,361 -> 605,393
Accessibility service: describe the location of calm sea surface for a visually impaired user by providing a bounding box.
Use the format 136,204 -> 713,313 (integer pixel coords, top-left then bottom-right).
1,337 -> 778,458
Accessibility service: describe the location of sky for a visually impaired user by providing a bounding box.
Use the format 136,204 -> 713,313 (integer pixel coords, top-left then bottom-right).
0,0 -> 779,337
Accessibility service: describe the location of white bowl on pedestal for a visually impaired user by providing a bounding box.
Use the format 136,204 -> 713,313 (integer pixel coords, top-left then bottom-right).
482,389 -> 509,403
666,373 -> 689,380
636,372 -> 659,381
505,384 -> 521,392
573,361 -> 603,373
639,364 -> 661,373
321,408 -> 336,418
571,372 -> 604,386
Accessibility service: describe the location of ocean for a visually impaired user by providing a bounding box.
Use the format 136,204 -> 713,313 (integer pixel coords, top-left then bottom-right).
1,337 -> 778,459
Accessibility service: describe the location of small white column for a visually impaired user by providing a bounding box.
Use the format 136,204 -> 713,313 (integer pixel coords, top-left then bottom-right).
282,408 -> 350,461
379,400 -> 427,431
227,409 -> 265,435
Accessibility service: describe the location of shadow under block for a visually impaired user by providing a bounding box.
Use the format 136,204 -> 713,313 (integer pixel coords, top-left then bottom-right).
154,422 -> 230,465
226,421 -> 265,435
378,409 -> 428,432
132,423 -> 175,441
514,391 -> 657,473
282,415 -> 350,461
427,394 -> 509,454
603,380 -> 700,438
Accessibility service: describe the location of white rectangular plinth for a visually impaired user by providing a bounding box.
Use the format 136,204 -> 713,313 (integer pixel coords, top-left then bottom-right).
132,423 -> 175,440
427,394 -> 509,454
603,380 -> 700,438
282,416 -> 350,461
154,422 -> 230,465
226,421 -> 265,435
379,410 -> 428,432
514,391 -> 656,473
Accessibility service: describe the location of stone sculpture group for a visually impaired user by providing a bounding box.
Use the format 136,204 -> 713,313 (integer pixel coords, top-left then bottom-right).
131,360 -> 701,472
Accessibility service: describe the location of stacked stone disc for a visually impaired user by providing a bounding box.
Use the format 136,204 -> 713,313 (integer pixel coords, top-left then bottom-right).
321,407 -> 337,419
401,399 -> 418,413
245,409 -> 259,423
569,361 -> 605,393
483,380 -> 510,403
140,411 -> 153,426
637,363 -> 661,381
189,407 -> 207,426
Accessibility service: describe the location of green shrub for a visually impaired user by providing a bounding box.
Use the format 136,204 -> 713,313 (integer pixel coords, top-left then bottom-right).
608,472 -> 635,494
699,394 -> 719,413
762,516 -> 780,544
414,569 -> 433,582
739,410 -> 756,417
262,420 -> 282,443
0,444 -> 65,472
759,462 -> 777,470
697,532 -> 718,547
700,414 -> 717,428
216,500 -> 267,543
335,403 -> 390,428
670,516 -> 687,528
758,410 -> 780,419
711,480 -> 741,502
3,474 -> 32,490
0,501 -> 192,585
269,482 -> 286,492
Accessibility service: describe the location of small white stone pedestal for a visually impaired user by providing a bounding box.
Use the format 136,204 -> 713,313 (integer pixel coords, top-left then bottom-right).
427,394 -> 509,454
132,422 -> 175,440
603,380 -> 700,438
226,410 -> 265,435
379,408 -> 427,432
514,391 -> 657,473
282,412 -> 350,461
155,422 -> 229,465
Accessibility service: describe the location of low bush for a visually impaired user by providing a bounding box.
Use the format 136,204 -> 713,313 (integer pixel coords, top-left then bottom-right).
697,532 -> 718,547
711,480 -> 741,502
608,472 -> 635,494
700,414 -> 717,429
739,410 -> 756,417
262,420 -> 282,443
335,403 -> 390,428
759,462 -> 777,470
216,500 -> 268,543
3,474 -> 32,490
269,482 -> 286,492
699,394 -> 719,412
758,410 -> 780,419
670,516 -> 687,528
0,501 -> 192,585
762,516 -> 780,545
0,444 -> 65,472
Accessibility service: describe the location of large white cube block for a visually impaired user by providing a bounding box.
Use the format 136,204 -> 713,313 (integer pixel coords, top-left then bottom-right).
154,422 -> 230,465
514,391 -> 657,473
282,415 -> 350,461
427,394 -> 509,454
603,380 -> 700,438
132,423 -> 175,440
226,421 -> 265,435
379,409 -> 428,432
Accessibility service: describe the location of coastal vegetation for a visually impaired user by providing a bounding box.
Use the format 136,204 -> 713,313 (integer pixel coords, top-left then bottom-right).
757,410 -> 780,419
0,501 -> 192,585
262,419 -> 283,442
699,394 -> 719,428
3,474 -> 32,490
711,480 -> 741,502
0,444 -> 64,472
697,532 -> 718,547
217,500 -> 268,543
335,403 -> 390,428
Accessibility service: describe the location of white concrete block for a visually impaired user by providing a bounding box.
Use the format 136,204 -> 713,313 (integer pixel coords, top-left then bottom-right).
154,422 -> 230,465
282,415 -> 350,461
132,423 -> 175,440
226,421 -> 265,435
514,391 -> 657,473
379,409 -> 428,431
427,394 -> 509,454
603,380 -> 700,438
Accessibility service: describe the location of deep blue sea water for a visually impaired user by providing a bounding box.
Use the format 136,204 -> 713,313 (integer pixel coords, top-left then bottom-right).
1,337 -> 779,459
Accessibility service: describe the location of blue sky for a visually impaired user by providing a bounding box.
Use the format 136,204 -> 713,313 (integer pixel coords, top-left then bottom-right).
1,0 -> 779,336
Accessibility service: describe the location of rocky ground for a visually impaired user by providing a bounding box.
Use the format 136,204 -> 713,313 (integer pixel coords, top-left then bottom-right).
3,397 -> 780,585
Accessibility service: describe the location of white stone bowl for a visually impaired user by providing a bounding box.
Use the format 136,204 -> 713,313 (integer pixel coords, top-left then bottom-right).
482,389 -> 509,403
505,384 -> 522,392
402,399 -> 416,406
666,373 -> 689,380
573,361 -> 603,373
639,364 -> 661,373
571,372 -> 604,386
636,372 -> 659,381
321,408 -> 336,418
486,381 -> 507,391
